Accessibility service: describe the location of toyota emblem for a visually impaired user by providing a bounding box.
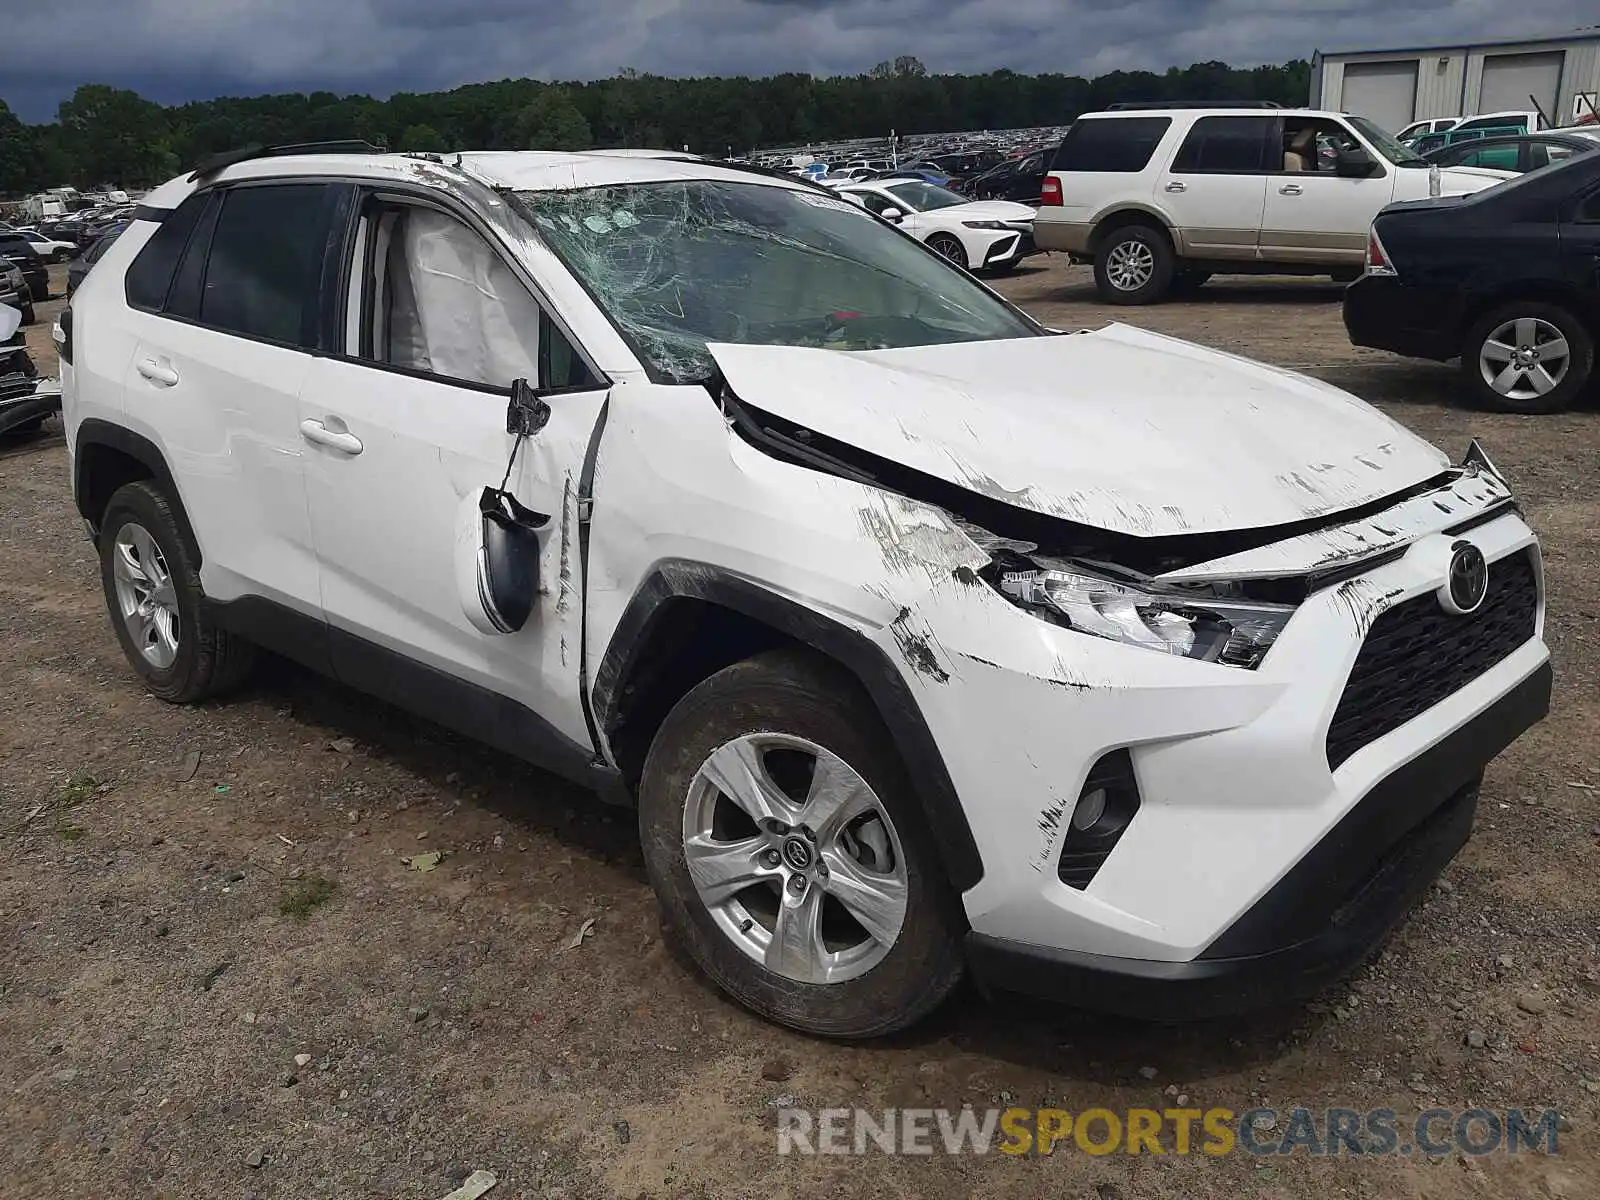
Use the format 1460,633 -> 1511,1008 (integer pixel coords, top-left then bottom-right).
1439,541 -> 1489,616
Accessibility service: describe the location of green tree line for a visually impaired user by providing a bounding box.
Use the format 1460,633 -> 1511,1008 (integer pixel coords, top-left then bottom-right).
0,58 -> 1310,194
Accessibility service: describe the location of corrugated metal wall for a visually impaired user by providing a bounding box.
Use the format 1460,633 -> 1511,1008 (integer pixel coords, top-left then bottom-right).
1317,36 -> 1600,125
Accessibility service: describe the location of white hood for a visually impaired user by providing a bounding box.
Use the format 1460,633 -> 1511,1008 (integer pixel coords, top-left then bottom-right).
709,326 -> 1448,537
943,199 -> 1035,222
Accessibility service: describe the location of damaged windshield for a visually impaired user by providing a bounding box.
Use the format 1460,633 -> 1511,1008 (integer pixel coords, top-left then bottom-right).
513,179 -> 1039,383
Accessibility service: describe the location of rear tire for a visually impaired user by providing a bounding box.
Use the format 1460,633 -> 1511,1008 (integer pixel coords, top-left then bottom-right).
1094,224 -> 1174,304
20,302 -> 36,326
98,481 -> 257,703
638,649 -> 965,1038
1461,301 -> 1593,415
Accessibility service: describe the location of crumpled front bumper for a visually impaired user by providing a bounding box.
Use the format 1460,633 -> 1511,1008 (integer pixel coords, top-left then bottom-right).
887,499 -> 1546,1017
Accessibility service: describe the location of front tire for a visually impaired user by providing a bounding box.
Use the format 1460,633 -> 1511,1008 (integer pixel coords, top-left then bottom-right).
926,232 -> 969,271
1461,301 -> 1593,415
98,481 -> 256,702
1094,224 -> 1174,304
20,301 -> 36,326
638,650 -> 965,1038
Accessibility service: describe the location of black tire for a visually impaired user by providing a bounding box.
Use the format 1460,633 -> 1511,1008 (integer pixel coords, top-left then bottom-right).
638,649 -> 966,1038
1171,270 -> 1212,294
98,481 -> 256,703
925,233 -> 969,270
20,302 -> 36,327
1093,223 -> 1174,304
1460,301 -> 1594,415
4,416 -> 45,437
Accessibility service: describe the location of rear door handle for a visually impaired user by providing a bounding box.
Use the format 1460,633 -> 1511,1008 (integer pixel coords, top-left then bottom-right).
135,358 -> 179,387
299,418 -> 364,456
1164,181 -> 1187,192
1279,183 -> 1304,196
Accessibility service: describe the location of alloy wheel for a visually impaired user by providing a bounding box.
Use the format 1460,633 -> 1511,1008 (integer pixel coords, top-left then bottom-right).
111,522 -> 180,669
682,732 -> 909,985
1106,238 -> 1155,291
1479,317 -> 1571,402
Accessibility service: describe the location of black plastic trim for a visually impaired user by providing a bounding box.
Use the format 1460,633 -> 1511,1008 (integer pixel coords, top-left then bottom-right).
966,660 -> 1551,1019
592,561 -> 985,891
207,595 -> 629,805
73,419 -> 201,563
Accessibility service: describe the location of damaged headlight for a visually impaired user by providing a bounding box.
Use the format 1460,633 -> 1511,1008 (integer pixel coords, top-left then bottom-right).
999,564 -> 1293,668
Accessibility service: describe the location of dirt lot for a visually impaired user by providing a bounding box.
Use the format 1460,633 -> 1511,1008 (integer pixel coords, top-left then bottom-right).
2,258 -> 1598,1200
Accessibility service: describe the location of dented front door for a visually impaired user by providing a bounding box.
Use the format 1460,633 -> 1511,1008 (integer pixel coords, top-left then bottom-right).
296,356 -> 607,749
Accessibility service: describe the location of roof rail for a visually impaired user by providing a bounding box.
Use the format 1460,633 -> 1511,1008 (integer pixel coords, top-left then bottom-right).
190,140 -> 389,181
1103,100 -> 1283,111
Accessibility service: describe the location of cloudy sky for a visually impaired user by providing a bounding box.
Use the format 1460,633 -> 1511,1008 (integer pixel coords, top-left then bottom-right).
6,0 -> 1594,120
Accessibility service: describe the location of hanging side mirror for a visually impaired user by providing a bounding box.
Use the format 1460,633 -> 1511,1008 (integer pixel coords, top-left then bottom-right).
454,486 -> 551,636
507,377 -> 551,437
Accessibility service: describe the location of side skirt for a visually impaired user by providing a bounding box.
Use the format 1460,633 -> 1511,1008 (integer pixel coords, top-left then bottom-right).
209,595 -> 629,805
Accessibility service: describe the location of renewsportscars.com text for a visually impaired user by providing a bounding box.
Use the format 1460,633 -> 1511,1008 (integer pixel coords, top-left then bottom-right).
776,1106 -> 1565,1157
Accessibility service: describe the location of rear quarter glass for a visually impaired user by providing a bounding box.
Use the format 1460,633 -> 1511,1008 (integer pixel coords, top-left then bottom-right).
1052,118 -> 1174,173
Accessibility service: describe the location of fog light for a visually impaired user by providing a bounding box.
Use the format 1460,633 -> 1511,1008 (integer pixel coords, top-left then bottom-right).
1058,750 -> 1141,890
1071,787 -> 1107,831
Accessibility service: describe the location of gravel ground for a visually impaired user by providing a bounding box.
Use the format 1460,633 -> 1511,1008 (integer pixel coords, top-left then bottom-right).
2,259 -> 1597,1199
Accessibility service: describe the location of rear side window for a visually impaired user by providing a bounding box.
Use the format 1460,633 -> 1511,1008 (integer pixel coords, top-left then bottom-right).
125,194 -> 209,311
1053,118 -> 1172,173
1171,117 -> 1275,174
198,184 -> 334,349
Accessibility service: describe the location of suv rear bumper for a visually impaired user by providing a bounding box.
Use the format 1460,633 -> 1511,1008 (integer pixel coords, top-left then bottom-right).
966,660 -> 1550,1020
1031,213 -> 1092,254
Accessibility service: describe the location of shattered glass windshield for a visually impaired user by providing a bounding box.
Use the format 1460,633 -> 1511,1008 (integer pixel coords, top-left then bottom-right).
513,180 -> 1039,383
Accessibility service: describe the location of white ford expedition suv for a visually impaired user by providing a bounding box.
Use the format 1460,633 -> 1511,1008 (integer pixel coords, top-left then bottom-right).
1033,105 -> 1512,304
61,145 -> 1549,1037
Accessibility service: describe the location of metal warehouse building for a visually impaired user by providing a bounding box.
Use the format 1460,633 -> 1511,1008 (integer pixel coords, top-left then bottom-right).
1311,29 -> 1600,133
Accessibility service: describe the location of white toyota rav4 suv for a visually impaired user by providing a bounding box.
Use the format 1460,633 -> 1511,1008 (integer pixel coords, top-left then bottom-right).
61,145 -> 1549,1037
1032,105 -> 1512,304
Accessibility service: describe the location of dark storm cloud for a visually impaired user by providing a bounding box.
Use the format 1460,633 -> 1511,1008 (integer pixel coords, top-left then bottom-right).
6,0 -> 1595,120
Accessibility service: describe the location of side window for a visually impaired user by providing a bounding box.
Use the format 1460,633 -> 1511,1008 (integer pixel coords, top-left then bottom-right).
125,193 -> 211,311
353,203 -> 597,393
854,191 -> 896,216
1280,119 -> 1361,173
198,184 -> 334,348
1171,116 -> 1274,174
1053,118 -> 1173,173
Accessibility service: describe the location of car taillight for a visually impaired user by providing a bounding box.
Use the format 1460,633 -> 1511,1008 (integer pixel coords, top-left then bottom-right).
1039,176 -> 1063,206
57,305 -> 72,365
1365,227 -> 1397,277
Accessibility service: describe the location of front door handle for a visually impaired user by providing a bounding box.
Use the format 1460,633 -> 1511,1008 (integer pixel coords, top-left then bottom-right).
299,418 -> 364,456
135,358 -> 179,387
1279,183 -> 1304,196
1164,181 -> 1187,192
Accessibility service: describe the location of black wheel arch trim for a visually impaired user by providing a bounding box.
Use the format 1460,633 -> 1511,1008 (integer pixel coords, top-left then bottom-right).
74,418 -> 202,563
592,560 -> 985,892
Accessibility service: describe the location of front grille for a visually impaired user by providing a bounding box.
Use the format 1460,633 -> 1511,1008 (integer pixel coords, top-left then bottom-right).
1326,550 -> 1538,769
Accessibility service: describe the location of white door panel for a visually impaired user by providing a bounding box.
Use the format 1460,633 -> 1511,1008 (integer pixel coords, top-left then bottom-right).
122,320 -> 319,610
1154,172 -> 1266,257
297,358 -> 606,746
1261,173 -> 1395,260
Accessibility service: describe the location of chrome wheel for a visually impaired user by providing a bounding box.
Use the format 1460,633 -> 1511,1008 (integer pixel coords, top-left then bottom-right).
682,732 -> 908,985
1105,238 -> 1155,291
1479,317 -> 1570,401
111,522 -> 179,669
